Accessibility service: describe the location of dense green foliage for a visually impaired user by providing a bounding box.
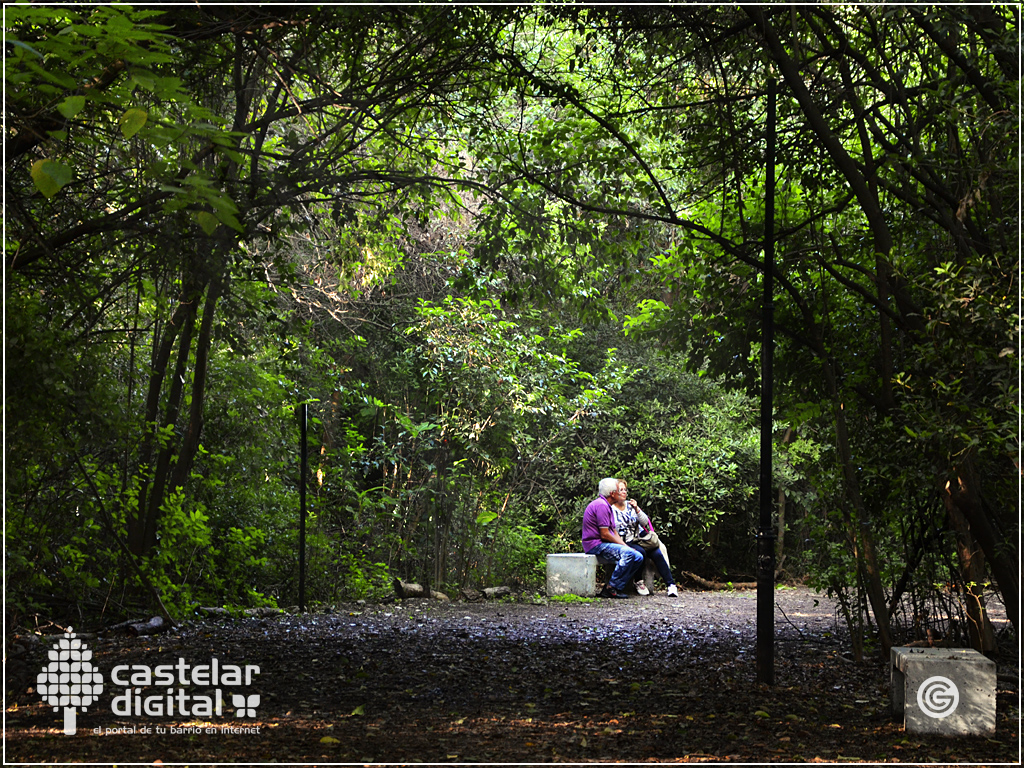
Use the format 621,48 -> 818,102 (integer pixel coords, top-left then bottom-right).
5,6 -> 1017,655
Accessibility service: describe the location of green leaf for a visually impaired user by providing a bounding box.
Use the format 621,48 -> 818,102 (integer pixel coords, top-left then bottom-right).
119,107 -> 148,139
350,704 -> 365,716
475,510 -> 499,526
56,95 -> 86,119
130,71 -> 158,91
206,190 -> 239,215
30,159 -> 73,198
215,210 -> 243,232
193,211 -> 219,235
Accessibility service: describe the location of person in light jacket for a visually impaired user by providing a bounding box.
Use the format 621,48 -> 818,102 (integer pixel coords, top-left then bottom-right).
610,479 -> 678,597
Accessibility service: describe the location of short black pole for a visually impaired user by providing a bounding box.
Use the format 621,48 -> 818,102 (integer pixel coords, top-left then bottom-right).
756,77 -> 777,686
298,402 -> 307,613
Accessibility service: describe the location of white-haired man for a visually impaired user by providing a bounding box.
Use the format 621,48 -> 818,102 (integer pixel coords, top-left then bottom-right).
581,477 -> 644,598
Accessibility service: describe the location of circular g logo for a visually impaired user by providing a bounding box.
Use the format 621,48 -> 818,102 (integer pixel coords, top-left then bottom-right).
917,675 -> 959,719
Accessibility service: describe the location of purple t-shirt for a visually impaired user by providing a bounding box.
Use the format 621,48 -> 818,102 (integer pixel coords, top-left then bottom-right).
581,495 -> 615,553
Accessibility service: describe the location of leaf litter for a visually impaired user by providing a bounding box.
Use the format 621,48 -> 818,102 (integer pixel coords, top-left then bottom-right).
5,587 -> 1018,763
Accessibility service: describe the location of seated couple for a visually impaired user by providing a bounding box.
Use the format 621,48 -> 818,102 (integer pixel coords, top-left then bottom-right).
581,477 -> 679,599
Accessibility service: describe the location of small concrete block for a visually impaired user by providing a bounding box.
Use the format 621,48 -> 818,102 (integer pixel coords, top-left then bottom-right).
546,554 -> 597,597
891,647 -> 996,736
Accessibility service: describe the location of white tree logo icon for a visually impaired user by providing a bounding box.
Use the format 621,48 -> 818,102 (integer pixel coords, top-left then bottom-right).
36,629 -> 103,735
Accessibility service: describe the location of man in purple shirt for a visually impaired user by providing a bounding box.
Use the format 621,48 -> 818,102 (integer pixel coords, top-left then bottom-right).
582,477 -> 644,598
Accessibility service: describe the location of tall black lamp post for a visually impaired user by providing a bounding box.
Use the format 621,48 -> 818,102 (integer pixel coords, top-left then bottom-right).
756,77 -> 777,686
297,402 -> 307,613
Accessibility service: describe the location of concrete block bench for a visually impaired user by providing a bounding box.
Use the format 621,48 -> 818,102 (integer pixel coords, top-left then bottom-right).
545,554 -> 597,597
890,646 -> 996,736
546,546 -> 673,597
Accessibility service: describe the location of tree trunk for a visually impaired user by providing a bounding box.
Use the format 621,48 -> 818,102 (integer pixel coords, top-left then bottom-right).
941,449 -> 1019,634
393,580 -> 450,601
128,616 -> 171,637
129,293 -> 198,556
776,427 -> 793,574
129,301 -> 198,556
824,358 -> 893,656
944,495 -> 997,653
128,255 -> 226,558
168,273 -> 225,493
679,571 -> 757,591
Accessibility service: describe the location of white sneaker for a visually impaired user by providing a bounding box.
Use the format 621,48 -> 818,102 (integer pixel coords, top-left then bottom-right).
666,584 -> 679,597
635,580 -> 650,596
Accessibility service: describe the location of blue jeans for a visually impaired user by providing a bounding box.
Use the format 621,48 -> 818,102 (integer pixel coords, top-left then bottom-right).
627,543 -> 675,586
587,542 -> 645,591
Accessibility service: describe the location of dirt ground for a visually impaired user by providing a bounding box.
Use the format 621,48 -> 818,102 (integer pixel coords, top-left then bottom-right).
5,586 -> 1020,764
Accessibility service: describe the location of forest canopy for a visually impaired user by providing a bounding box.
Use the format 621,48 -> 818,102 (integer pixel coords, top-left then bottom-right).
4,5 -> 1018,656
